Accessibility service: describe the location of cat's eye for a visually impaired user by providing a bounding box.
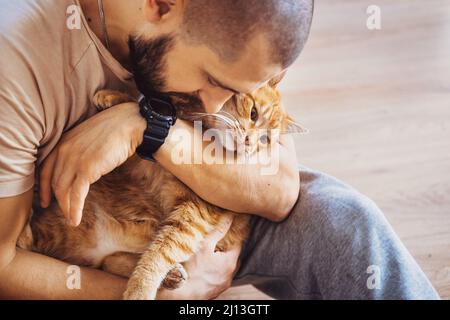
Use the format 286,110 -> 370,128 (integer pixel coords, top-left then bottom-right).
250,106 -> 259,122
260,134 -> 270,145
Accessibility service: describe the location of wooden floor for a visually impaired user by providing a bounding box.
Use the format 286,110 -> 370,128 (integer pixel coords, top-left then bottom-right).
220,0 -> 450,300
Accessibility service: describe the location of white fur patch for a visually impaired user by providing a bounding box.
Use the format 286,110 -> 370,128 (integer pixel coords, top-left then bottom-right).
82,207 -> 127,267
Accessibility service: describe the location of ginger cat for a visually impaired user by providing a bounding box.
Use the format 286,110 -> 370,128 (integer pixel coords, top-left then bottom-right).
18,78 -> 306,300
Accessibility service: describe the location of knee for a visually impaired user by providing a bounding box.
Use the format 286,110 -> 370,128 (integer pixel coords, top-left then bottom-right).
292,180 -> 387,247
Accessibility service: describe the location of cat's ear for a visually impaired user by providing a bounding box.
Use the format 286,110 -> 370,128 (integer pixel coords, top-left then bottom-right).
284,118 -> 309,134
269,71 -> 287,88
143,0 -> 181,22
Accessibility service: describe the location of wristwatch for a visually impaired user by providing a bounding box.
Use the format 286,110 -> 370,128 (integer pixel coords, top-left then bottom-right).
136,94 -> 177,162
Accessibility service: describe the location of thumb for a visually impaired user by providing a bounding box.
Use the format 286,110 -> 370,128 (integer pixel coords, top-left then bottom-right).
204,215 -> 234,251
69,177 -> 91,227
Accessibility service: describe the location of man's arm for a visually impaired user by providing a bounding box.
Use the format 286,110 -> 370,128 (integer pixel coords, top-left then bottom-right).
155,120 -> 300,221
0,191 -> 238,299
40,102 -> 299,226
0,190 -> 128,299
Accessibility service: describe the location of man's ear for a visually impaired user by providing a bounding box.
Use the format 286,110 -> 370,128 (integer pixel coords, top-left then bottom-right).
284,117 -> 309,134
268,70 -> 287,88
143,0 -> 180,23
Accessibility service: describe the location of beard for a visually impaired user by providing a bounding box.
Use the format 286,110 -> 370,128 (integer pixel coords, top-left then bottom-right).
128,34 -> 206,117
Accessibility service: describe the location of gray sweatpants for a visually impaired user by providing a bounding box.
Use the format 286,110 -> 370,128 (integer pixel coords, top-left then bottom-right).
233,165 -> 440,300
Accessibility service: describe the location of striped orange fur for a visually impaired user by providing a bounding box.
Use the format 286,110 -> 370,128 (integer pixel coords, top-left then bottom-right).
18,78 -> 305,300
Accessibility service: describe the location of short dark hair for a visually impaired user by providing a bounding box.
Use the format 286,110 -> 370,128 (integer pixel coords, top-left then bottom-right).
181,0 -> 314,68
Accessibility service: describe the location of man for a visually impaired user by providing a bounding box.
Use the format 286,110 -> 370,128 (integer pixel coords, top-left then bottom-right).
0,0 -> 439,299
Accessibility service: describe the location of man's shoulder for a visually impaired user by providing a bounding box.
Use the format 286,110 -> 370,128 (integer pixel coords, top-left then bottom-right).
0,0 -> 95,87
0,0 -> 74,37
0,0 -> 91,69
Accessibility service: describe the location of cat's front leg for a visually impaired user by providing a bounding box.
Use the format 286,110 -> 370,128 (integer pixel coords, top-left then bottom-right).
124,273 -> 160,300
123,201 -> 232,300
123,254 -> 175,300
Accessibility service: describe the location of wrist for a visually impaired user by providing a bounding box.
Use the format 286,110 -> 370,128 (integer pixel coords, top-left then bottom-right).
120,102 -> 147,148
153,119 -> 192,163
135,95 -> 178,161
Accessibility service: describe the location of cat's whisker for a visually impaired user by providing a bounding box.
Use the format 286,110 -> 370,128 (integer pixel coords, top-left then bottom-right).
217,111 -> 245,138
217,111 -> 246,141
185,112 -> 245,142
217,110 -> 237,121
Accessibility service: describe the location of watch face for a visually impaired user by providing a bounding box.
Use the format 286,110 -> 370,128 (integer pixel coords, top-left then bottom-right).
149,97 -> 176,117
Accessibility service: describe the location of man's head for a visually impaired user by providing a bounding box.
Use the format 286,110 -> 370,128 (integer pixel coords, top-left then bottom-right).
129,0 -> 314,114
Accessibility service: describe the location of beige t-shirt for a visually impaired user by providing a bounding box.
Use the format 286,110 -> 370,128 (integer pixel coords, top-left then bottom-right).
0,0 -> 136,198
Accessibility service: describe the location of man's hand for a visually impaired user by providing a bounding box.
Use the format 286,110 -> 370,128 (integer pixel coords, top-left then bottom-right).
39,102 -> 146,226
158,216 -> 242,300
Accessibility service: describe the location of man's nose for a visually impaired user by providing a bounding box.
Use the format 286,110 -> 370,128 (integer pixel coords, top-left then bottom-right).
199,89 -> 234,114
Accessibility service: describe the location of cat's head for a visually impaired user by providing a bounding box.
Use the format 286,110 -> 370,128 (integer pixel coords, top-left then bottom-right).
179,73 -> 307,154
216,75 -> 308,154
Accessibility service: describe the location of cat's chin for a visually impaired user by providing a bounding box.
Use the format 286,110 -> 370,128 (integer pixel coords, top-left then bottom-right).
207,129 -> 240,153
217,133 -> 257,156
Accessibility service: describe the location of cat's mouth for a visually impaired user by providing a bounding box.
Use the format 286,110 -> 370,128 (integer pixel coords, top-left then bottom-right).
176,111 -> 276,157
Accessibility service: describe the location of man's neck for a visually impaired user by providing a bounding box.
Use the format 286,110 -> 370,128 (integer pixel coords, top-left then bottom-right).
78,0 -> 143,68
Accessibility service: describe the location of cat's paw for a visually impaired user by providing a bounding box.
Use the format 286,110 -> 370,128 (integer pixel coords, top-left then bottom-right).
162,263 -> 188,290
123,278 -> 158,300
93,90 -> 132,111
16,223 -> 33,250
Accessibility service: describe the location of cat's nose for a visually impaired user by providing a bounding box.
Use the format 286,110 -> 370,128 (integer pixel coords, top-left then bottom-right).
245,136 -> 250,146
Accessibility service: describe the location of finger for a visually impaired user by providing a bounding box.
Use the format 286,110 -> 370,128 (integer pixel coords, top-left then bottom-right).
39,152 -> 57,208
52,148 -> 70,193
52,153 -> 77,220
52,170 -> 75,222
54,186 -> 71,223
69,177 -> 90,227
204,215 -> 234,251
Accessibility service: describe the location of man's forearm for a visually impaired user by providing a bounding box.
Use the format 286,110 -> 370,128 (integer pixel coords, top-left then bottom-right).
75,103 -> 300,221
0,249 -> 127,300
155,120 -> 300,221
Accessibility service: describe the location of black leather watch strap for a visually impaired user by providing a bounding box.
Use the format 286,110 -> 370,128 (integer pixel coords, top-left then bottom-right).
136,95 -> 177,162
